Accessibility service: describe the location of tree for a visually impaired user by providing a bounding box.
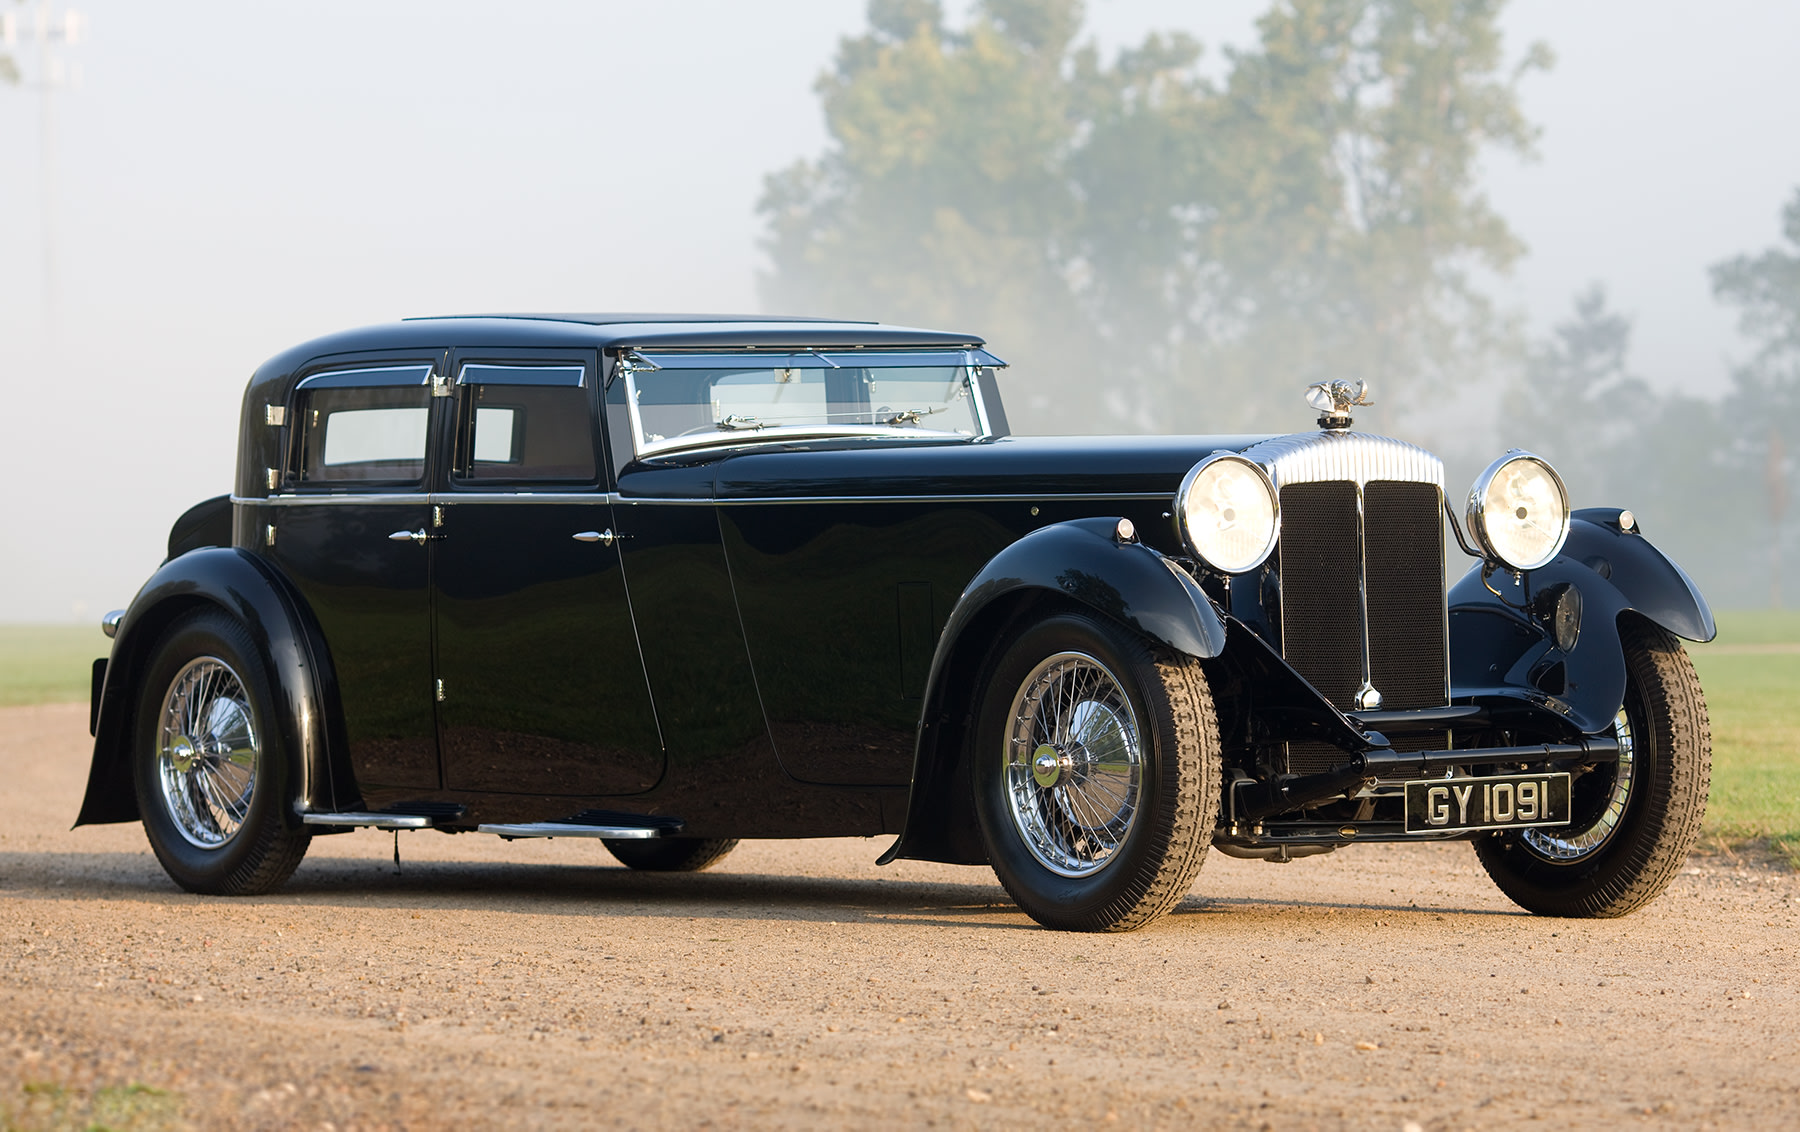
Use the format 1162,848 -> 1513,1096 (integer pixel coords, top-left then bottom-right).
760,0 -> 1547,434
1498,285 -> 1649,501
1712,188 -> 1800,606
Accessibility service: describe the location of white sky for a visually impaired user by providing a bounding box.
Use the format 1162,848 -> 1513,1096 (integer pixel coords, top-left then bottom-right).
2,0 -> 1797,622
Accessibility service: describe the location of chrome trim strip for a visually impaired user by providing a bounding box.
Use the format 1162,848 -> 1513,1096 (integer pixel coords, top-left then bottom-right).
1354,483 -> 1376,708
237,491 -> 1172,508
237,494 -> 430,507
457,362 -> 586,389
1239,431 -> 1444,490
295,364 -> 434,390
478,822 -> 661,839
301,812 -> 432,829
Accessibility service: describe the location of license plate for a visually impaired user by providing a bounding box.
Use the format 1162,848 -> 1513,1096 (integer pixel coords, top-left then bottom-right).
1403,772 -> 1572,833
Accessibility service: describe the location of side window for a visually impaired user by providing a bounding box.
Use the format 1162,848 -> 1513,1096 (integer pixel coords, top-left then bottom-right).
454,365 -> 596,484
296,366 -> 434,485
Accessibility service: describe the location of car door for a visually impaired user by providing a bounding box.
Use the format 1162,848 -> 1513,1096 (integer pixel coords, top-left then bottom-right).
270,360 -> 442,790
431,352 -> 664,796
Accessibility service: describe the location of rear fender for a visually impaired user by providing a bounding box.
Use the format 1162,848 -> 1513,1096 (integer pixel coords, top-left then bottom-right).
76,548 -> 348,827
880,517 -> 1228,865
1447,509 -> 1714,736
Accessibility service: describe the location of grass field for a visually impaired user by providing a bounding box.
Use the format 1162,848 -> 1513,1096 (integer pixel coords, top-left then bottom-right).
3,613 -> 1794,865
0,625 -> 106,707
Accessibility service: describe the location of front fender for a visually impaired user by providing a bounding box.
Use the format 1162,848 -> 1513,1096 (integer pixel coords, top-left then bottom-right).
1448,509 -> 1714,735
76,548 -> 344,827
879,517 -> 1227,865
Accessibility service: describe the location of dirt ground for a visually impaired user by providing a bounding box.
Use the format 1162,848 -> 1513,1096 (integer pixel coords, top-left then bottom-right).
1,703 -> 1796,1131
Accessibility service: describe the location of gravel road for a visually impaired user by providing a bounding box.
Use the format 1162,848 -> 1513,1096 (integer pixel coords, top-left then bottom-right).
2,703 -> 1796,1130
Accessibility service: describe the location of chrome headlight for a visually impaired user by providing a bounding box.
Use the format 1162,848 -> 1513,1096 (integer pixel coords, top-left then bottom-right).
1467,451 -> 1570,571
1176,454 -> 1279,574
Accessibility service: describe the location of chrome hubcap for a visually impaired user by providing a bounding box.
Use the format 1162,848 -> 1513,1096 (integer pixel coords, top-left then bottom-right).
1522,707 -> 1635,861
156,657 -> 259,849
1003,652 -> 1143,878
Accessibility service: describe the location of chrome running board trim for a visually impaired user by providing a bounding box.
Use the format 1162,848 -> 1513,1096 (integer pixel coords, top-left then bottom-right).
478,822 -> 663,840
302,812 -> 433,830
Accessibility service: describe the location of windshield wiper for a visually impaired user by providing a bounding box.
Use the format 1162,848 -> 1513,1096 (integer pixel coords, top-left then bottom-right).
883,406 -> 946,427
715,415 -> 765,431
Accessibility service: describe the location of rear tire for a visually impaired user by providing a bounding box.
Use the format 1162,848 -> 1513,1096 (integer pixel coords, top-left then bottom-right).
603,837 -> 739,872
971,612 -> 1220,932
133,609 -> 311,895
1474,618 -> 1710,917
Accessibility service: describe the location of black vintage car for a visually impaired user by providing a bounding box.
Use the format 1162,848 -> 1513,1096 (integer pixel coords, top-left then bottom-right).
79,314 -> 1714,932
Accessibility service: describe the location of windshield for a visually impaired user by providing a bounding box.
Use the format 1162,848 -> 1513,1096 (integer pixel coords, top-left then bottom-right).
619,350 -> 996,456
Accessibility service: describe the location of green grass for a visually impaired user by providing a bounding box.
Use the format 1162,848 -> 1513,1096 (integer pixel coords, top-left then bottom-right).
1691,613 -> 1800,867
1708,608 -> 1800,646
0,624 -> 107,707
2,610 -> 1794,866
3,1080 -> 183,1131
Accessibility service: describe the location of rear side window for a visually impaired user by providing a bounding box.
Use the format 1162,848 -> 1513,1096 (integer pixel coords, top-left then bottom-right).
454,365 -> 596,483
296,366 -> 433,485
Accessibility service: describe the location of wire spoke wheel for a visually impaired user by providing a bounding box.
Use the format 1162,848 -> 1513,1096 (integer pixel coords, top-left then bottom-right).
156,656 -> 260,848
973,611 -> 1221,932
1003,651 -> 1143,877
1521,707 -> 1635,861
1474,619 -> 1710,918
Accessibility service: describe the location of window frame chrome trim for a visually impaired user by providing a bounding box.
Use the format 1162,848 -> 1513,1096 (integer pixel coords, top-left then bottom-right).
294,364 -> 435,391
456,362 -> 587,389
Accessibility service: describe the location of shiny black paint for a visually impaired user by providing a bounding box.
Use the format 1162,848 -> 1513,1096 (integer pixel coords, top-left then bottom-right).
78,547 -> 345,826
265,498 -> 440,789
433,496 -> 664,796
1447,510 -> 1715,736
879,516 -> 1231,864
168,495 -> 232,559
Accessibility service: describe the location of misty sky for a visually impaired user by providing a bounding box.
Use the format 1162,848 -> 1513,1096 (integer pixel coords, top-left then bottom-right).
2,0 -> 1798,622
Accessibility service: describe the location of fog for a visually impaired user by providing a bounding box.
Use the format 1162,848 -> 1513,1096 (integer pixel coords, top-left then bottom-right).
2,0 -> 1797,622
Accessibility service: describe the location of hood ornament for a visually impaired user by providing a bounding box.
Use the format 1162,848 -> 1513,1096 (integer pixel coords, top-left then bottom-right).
1305,380 -> 1373,431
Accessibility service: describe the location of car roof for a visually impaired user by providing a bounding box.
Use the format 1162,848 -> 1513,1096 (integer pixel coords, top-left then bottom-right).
244,314 -> 988,404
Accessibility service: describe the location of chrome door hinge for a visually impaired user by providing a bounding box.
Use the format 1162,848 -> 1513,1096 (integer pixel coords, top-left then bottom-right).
265,467 -> 281,490
431,373 -> 452,398
264,523 -> 277,547
433,504 -> 445,528
264,404 -> 287,426
435,678 -> 446,702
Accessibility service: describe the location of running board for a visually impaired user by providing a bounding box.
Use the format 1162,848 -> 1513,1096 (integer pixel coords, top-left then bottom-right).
478,822 -> 663,840
302,812 -> 433,830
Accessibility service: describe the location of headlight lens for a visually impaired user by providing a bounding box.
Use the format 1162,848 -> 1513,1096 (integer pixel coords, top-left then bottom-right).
1177,454 -> 1279,574
1467,452 -> 1570,571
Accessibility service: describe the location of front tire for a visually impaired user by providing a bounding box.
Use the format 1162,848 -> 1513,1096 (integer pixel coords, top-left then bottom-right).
971,612 -> 1221,932
133,610 -> 311,895
1475,618 -> 1710,917
603,837 -> 739,872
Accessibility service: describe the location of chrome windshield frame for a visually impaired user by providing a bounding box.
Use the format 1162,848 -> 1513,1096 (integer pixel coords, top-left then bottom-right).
615,349 -> 1000,459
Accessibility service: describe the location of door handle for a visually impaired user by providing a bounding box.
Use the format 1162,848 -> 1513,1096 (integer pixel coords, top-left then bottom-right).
389,529 -> 430,544
572,529 -> 629,547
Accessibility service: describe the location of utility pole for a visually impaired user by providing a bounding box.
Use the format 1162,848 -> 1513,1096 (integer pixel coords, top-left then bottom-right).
1,2 -> 85,338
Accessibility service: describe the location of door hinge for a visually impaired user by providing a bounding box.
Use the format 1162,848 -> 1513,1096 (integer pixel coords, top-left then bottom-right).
435,678 -> 446,702
431,373 -> 452,398
433,504 -> 445,529
264,523 -> 276,547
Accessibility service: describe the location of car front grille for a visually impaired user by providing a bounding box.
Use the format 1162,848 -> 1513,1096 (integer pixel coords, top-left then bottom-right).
1238,432 -> 1449,777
